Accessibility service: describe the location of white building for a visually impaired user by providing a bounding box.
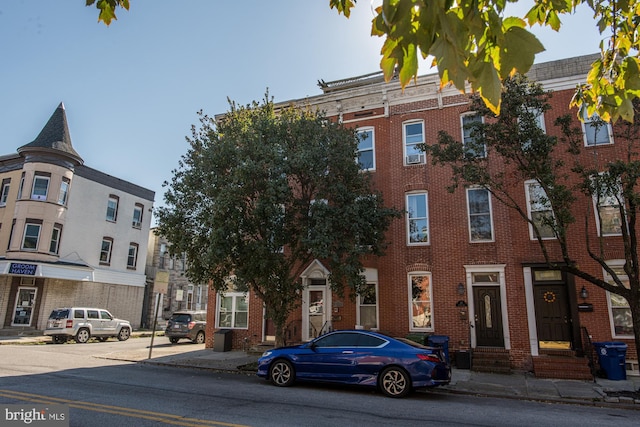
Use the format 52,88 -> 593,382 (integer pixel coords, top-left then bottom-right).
0,103 -> 154,330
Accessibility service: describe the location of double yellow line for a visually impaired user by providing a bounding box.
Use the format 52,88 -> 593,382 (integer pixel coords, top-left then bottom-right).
0,389 -> 249,427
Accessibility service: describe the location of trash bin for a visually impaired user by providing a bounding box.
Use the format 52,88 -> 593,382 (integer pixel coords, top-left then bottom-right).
427,335 -> 450,363
214,329 -> 233,352
455,350 -> 471,369
406,333 -> 428,345
593,341 -> 627,380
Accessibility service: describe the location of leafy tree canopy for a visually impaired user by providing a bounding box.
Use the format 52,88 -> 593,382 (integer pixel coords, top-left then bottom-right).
331,0 -> 640,123
87,0 -> 129,26
155,95 -> 400,346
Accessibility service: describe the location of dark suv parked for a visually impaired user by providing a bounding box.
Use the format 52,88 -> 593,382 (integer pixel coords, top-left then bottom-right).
165,310 -> 207,344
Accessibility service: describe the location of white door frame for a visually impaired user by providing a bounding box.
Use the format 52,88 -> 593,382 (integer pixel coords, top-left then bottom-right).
301,260 -> 332,341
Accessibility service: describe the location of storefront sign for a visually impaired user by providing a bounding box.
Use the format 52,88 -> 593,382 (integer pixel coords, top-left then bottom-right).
9,263 -> 38,276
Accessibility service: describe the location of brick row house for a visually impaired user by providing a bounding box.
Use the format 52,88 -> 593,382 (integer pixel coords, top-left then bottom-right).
0,103 -> 154,330
204,54 -> 637,379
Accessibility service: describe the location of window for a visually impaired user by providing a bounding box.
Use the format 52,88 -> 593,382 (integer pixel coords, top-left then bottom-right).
409,273 -> 432,331
583,111 -> 612,146
106,195 -> 119,221
217,281 -> 248,329
17,173 -> 24,200
357,128 -> 375,170
49,224 -> 62,254
520,108 -> 546,149
403,121 -> 425,165
406,193 -> 429,244
100,237 -> 113,264
22,222 -> 41,250
605,264 -> 633,337
58,179 -> 69,205
525,181 -> 556,239
31,175 -> 50,201
132,203 -> 143,228
357,283 -> 378,330
461,113 -> 486,158
127,243 -> 139,269
1,179 -> 10,206
593,178 -> 623,236
467,188 -> 494,242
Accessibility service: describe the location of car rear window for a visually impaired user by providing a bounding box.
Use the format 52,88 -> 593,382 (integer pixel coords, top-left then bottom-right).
49,309 -> 69,320
171,314 -> 191,323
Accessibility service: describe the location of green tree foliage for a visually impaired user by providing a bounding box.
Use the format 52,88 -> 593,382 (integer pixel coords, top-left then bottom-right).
424,75 -> 640,363
155,96 -> 400,347
331,0 -> 640,123
86,0 -> 129,26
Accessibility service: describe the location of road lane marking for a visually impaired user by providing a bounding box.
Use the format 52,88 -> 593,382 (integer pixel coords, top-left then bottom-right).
0,389 -> 249,427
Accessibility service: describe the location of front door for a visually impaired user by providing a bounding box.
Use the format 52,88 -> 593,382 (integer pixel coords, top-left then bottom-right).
307,288 -> 326,339
473,286 -> 504,347
11,287 -> 37,326
534,284 -> 572,348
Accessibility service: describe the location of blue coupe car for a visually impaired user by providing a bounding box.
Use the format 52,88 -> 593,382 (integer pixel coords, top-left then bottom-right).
257,329 -> 451,398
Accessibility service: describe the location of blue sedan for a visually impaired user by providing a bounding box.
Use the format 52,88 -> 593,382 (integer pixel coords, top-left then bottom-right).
257,330 -> 451,398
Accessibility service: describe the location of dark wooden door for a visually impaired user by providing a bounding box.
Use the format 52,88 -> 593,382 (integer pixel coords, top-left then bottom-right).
473,286 -> 505,347
534,284 -> 572,343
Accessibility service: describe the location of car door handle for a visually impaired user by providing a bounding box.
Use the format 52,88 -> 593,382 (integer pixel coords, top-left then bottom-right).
342,351 -> 354,354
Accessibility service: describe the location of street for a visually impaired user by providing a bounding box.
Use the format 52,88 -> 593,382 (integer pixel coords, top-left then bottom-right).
0,337 -> 638,426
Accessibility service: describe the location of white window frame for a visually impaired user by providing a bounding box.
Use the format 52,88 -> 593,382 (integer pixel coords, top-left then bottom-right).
592,177 -> 623,237
216,291 -> 249,329
357,282 -> 379,330
403,121 -> 426,165
525,181 -> 556,240
406,192 -> 429,245
604,261 -> 633,339
127,243 -> 139,268
17,174 -> 24,200
100,238 -> 113,264
1,181 -> 10,206
132,204 -> 143,228
58,180 -> 69,205
408,272 -> 433,332
31,176 -> 49,201
461,113 -> 486,158
583,111 -> 613,146
22,223 -> 41,250
466,187 -> 494,242
106,196 -> 119,222
49,224 -> 62,254
357,127 -> 375,171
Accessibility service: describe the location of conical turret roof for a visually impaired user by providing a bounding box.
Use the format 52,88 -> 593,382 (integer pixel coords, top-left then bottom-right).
17,103 -> 83,164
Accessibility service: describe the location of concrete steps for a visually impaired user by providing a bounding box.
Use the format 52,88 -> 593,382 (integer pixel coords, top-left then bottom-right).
471,348 -> 512,374
533,349 -> 593,380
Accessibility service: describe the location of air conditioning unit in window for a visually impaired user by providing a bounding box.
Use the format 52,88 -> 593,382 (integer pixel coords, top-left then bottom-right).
31,195 -> 47,201
406,154 -> 424,165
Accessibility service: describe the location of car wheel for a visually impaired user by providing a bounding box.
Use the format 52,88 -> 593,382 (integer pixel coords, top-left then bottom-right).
75,328 -> 90,344
52,335 -> 66,344
269,359 -> 295,387
117,327 -> 131,341
193,331 -> 205,344
379,367 -> 411,398
169,337 -> 180,344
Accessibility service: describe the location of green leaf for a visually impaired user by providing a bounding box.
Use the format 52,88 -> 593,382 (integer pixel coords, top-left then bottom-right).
499,26 -> 545,78
469,59 -> 502,115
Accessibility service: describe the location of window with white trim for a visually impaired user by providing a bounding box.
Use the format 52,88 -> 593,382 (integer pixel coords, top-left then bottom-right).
408,273 -> 432,331
403,121 -> 425,165
22,222 -> 41,250
58,179 -> 69,205
521,108 -> 546,149
31,175 -> 49,201
0,179 -> 10,206
132,203 -> 143,228
49,224 -> 62,254
100,237 -> 113,265
127,243 -> 139,269
357,283 -> 378,330
461,113 -> 486,158
217,281 -> 248,329
467,187 -> 494,242
106,195 -> 119,222
17,173 -> 24,200
593,178 -> 623,236
406,193 -> 429,244
525,181 -> 556,239
357,128 -> 375,171
583,111 -> 613,146
605,263 -> 633,338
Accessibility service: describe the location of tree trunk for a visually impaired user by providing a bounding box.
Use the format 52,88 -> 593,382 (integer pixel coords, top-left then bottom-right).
631,301 -> 640,367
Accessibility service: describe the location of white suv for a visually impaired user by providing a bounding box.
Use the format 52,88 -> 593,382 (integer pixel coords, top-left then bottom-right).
44,307 -> 132,344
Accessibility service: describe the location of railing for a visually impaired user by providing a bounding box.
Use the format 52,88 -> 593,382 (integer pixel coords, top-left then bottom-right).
580,326 -> 597,382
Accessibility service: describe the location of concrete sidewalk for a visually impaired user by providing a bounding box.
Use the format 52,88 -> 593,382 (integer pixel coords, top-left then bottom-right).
2,331 -> 639,407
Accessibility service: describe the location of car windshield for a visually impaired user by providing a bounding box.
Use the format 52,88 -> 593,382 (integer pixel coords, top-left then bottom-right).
49,309 -> 69,320
170,314 -> 191,323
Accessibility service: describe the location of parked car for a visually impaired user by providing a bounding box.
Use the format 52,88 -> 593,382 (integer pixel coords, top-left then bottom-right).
44,307 -> 131,344
257,329 -> 451,398
165,310 -> 207,344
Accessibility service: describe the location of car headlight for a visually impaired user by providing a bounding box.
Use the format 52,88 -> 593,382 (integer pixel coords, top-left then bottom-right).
261,350 -> 273,357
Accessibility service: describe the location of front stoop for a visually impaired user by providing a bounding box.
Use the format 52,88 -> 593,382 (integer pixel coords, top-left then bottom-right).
533,349 -> 593,380
472,348 -> 512,374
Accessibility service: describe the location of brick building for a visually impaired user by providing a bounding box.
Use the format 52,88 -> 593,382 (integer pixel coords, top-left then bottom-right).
206,54 -> 638,379
0,103 -> 154,330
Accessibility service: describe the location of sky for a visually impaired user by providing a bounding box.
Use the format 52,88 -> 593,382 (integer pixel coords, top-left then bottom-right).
0,1 -> 605,224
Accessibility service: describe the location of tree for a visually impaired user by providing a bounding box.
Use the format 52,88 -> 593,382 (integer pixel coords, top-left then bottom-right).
155,96 -> 400,347
331,0 -> 640,123
87,0 -> 129,26
423,75 -> 640,365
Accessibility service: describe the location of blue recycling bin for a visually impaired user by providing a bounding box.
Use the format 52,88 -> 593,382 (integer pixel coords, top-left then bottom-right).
427,335 -> 450,363
593,341 -> 627,380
